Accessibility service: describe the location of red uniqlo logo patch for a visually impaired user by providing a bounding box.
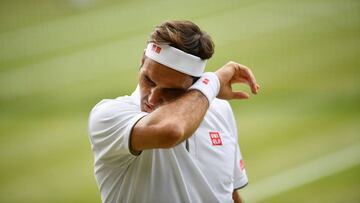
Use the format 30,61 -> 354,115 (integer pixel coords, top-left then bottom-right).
151,44 -> 161,53
240,159 -> 245,171
209,132 -> 222,146
202,78 -> 209,85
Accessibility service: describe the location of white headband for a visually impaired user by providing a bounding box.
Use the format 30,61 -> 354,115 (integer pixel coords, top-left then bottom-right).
145,43 -> 207,77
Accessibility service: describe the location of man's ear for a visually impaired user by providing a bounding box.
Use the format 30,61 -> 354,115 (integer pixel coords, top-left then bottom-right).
140,49 -> 146,68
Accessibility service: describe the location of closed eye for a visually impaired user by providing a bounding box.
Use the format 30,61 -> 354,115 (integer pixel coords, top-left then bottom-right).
144,75 -> 156,87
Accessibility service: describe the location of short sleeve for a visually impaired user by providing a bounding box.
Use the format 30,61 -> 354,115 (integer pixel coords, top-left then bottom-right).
88,98 -> 147,163
226,104 -> 249,189
233,144 -> 248,189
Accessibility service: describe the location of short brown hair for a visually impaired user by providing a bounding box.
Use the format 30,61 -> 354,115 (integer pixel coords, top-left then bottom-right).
148,20 -> 214,60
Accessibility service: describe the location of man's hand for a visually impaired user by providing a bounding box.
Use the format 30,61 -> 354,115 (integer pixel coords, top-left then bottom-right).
215,61 -> 260,100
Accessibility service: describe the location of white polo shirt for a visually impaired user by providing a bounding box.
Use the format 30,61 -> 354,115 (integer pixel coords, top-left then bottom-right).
88,86 -> 248,203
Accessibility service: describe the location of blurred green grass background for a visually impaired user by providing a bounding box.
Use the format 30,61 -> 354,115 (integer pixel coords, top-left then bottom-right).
0,0 -> 359,202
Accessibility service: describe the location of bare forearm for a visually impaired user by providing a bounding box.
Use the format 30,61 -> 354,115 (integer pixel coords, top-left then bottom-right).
169,90 -> 209,141
132,90 -> 209,150
233,191 -> 243,203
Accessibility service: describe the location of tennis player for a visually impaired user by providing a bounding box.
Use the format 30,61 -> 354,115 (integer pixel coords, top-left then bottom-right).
88,20 -> 259,203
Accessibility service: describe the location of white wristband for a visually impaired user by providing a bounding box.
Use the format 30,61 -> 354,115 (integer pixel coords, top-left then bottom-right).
189,72 -> 220,103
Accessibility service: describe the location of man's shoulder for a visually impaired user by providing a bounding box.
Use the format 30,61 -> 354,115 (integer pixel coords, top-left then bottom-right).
89,94 -> 142,123
88,94 -> 146,136
92,94 -> 138,112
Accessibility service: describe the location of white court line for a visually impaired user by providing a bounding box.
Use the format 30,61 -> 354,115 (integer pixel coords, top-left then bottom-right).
242,143 -> 360,202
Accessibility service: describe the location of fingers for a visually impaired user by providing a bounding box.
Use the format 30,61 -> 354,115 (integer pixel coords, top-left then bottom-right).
250,82 -> 260,95
234,63 -> 260,95
232,91 -> 249,99
255,84 -> 260,93
217,61 -> 260,100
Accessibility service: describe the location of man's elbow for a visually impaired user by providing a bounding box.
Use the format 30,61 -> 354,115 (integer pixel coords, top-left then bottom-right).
160,123 -> 184,148
132,122 -> 185,150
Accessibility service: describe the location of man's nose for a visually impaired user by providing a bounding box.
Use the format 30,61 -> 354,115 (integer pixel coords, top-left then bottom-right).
148,88 -> 163,107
